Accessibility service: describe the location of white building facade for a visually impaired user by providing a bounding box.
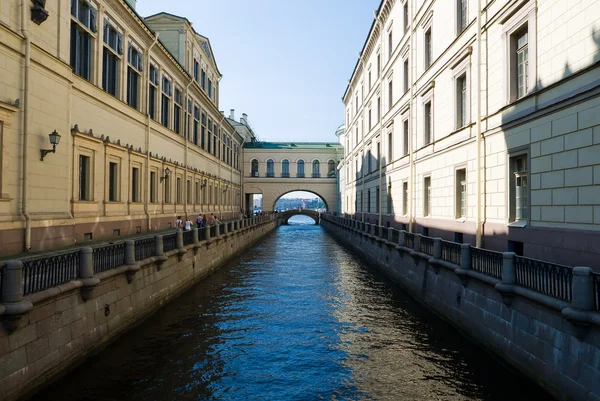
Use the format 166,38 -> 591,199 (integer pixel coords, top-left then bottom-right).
341,0 -> 600,268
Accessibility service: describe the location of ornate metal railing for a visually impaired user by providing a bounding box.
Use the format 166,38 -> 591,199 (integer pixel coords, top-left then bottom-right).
404,232 -> 415,249
380,227 -> 389,240
471,247 -> 503,279
183,230 -> 194,246
441,240 -> 461,266
210,225 -> 216,238
134,237 -> 155,261
163,233 -> 177,252
391,229 -> 399,243
593,273 -> 600,312
0,264 -> 4,299
198,228 -> 207,241
373,225 -> 380,237
93,243 -> 126,274
515,256 -> 572,302
420,236 -> 434,256
22,250 -> 80,295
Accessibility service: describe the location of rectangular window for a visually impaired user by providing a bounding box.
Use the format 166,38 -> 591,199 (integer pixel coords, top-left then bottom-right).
424,101 -> 432,145
164,176 -> 171,204
388,79 -> 393,109
387,184 -> 393,214
368,70 -> 372,89
127,44 -> 142,109
458,0 -> 468,33
148,65 -> 158,120
367,189 -> 371,213
201,69 -> 206,90
368,109 -> 372,130
377,97 -> 381,121
174,89 -> 182,134
366,150 -> 372,174
208,79 -> 213,98
201,113 -> 206,149
376,186 -> 380,213
403,119 -> 409,156
403,60 -> 409,93
79,155 -> 91,201
404,2 -> 409,32
511,155 -> 529,221
195,181 -> 200,204
161,75 -> 172,128
377,54 -> 381,77
102,21 -> 122,98
516,31 -> 529,99
193,59 -> 199,81
70,0 -> 96,81
187,180 -> 192,204
108,162 -> 119,202
150,171 -> 157,203
388,131 -> 393,162
402,181 -> 408,215
457,74 -> 467,128
456,169 -> 467,218
424,28 -> 432,69
131,167 -> 140,203
388,31 -> 393,59
424,176 -> 431,216
176,177 -> 181,204
376,142 -> 380,170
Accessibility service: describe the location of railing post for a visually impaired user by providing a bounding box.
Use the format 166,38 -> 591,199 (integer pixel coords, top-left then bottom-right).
204,226 -> 211,241
388,227 -> 394,242
1,260 -> 32,333
124,240 -> 140,283
433,238 -> 442,259
398,230 -> 406,247
223,222 -> 229,235
414,234 -> 421,252
460,244 -> 471,270
192,227 -> 199,244
495,252 -> 515,306
215,223 -> 221,237
563,267 -> 595,335
176,230 -> 184,250
155,235 -> 167,268
78,247 -> 99,301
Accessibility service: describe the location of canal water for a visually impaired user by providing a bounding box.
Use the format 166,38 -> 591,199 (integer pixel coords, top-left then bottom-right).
32,216 -> 555,401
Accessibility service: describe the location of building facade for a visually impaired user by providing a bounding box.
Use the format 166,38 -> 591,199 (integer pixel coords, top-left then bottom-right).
341,0 -> 600,268
0,1 -> 243,256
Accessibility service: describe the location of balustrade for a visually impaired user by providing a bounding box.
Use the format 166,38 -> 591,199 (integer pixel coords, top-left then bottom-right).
163,233 -> 177,252
22,250 -> 80,295
471,247 -> 503,279
420,236 -> 434,256
440,241 -> 461,265
515,256 -> 572,302
134,237 -> 155,261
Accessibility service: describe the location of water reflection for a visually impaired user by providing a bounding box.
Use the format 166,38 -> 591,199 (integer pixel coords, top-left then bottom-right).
32,225 -> 554,401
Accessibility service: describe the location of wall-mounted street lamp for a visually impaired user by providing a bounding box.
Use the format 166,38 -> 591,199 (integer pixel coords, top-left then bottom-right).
31,0 -> 49,25
200,179 -> 207,188
160,167 -> 171,182
40,130 -> 61,161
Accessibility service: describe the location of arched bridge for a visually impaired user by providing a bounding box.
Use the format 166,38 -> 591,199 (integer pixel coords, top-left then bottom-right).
280,209 -> 321,225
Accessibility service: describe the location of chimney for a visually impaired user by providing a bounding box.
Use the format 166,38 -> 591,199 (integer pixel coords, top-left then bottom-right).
230,109 -> 235,120
241,113 -> 248,125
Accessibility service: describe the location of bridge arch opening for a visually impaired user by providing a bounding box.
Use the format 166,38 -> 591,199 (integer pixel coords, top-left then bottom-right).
273,190 -> 328,212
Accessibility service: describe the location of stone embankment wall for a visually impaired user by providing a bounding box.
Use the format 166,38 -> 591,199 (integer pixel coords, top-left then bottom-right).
321,217 -> 600,401
0,217 -> 279,401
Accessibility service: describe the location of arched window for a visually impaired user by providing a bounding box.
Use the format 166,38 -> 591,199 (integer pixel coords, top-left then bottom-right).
327,160 -> 336,177
251,159 -> 259,177
312,160 -> 320,178
282,160 -> 290,177
297,160 -> 305,177
267,159 -> 274,177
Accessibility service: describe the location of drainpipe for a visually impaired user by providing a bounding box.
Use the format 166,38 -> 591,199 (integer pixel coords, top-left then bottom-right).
183,78 -> 193,220
377,14 -> 384,227
475,0 -> 483,247
408,0 -> 415,234
144,33 -> 159,232
20,0 -> 31,252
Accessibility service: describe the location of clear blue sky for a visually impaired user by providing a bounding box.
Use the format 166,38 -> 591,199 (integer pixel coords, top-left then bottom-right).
137,0 -> 379,143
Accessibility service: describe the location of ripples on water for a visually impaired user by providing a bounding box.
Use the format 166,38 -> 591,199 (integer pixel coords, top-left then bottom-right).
32,216 -> 554,401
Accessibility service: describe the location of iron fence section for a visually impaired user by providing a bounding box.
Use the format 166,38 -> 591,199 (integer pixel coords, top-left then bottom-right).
219,223 -> 226,234
198,228 -> 207,241
593,273 -> 600,312
471,247 -> 503,279
93,243 -> 125,274
134,237 -> 155,261
515,256 -> 572,302
420,236 -> 434,256
22,250 -> 80,295
404,233 -> 415,249
372,225 -> 379,237
441,240 -> 461,266
380,227 -> 389,240
163,233 -> 177,252
183,230 -> 194,246
0,263 -> 4,299
392,229 -> 399,243
210,225 -> 216,237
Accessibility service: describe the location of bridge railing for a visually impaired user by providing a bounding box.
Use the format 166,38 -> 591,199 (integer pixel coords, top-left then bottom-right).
471,247 -> 503,279
441,240 -> 461,266
515,256 -> 572,302
22,250 -> 80,296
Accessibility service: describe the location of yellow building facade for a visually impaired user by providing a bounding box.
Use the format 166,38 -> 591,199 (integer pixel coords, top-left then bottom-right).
0,1 -> 243,256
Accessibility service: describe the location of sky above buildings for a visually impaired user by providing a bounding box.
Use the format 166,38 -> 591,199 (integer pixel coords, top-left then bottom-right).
136,0 -> 379,144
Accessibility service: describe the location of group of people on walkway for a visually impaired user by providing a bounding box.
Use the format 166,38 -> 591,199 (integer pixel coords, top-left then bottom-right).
175,214 -> 221,231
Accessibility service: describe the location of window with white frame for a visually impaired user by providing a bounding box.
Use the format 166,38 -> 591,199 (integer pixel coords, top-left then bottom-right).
423,176 -> 431,216
402,181 -> 408,215
193,58 -> 199,82
516,30 -> 529,99
70,0 -> 97,81
148,64 -> 158,120
174,88 -> 182,135
161,74 -> 172,128
176,177 -> 182,204
510,153 -> 529,222
79,153 -> 92,201
403,2 -> 409,32
403,59 -> 409,93
387,128 -> 393,162
457,0 -> 468,33
150,171 -> 157,203
377,96 -> 381,121
131,166 -> 141,203
102,19 -> 122,98
424,100 -> 432,145
403,118 -> 409,156
456,73 -> 467,128
127,43 -> 142,110
388,29 -> 393,59
455,168 -> 467,218
424,28 -> 432,69
503,4 -> 536,104
108,160 -> 120,202
387,184 -> 393,214
388,77 -> 393,109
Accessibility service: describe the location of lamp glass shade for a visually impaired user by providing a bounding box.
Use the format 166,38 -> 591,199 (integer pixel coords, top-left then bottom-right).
49,130 -> 61,145
165,167 -> 171,176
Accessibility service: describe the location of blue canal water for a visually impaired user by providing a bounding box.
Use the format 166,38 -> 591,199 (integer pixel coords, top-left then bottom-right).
32,215 -> 554,400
